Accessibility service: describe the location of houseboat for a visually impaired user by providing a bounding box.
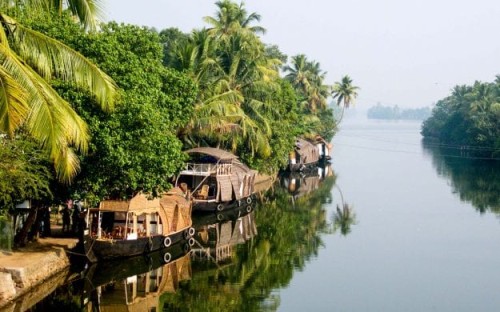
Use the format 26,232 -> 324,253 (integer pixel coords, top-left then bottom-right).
81,187 -> 195,261
288,136 -> 332,171
175,147 -> 257,212
315,135 -> 332,163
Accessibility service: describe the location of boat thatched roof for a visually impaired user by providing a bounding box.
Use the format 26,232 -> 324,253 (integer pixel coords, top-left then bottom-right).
185,147 -> 238,161
99,193 -> 159,213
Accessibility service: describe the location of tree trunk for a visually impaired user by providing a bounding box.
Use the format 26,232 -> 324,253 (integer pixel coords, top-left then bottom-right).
335,106 -> 345,126
14,207 -> 38,247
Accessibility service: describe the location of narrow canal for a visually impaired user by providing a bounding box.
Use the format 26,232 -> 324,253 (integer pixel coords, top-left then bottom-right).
20,117 -> 500,311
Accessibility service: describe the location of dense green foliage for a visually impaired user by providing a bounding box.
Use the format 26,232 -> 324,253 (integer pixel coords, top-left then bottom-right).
161,0 -> 339,174
0,2 -> 117,183
421,78 -> 500,158
0,135 -> 52,212
21,14 -> 197,202
3,0 -> 348,206
367,104 -> 431,120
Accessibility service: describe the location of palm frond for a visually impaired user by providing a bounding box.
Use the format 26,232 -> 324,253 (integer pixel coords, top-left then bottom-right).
0,64 -> 29,135
2,14 -> 117,111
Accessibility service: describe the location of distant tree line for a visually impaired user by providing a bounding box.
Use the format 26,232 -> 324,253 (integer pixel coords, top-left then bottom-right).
421,77 -> 500,158
367,104 -> 431,120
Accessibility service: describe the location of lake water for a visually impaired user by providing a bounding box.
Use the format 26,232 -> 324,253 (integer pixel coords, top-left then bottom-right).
277,117 -> 500,311
23,117 -> 500,311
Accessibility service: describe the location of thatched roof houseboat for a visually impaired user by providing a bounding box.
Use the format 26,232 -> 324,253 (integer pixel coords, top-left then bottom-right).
288,136 -> 332,171
82,188 -> 195,261
175,147 -> 257,212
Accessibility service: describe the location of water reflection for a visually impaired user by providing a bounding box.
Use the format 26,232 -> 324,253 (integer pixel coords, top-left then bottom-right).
423,143 -> 500,214
332,203 -> 357,236
83,249 -> 191,311
160,166 -> 338,311
191,206 -> 257,263
330,185 -> 357,236
28,164 -> 344,311
280,165 -> 335,204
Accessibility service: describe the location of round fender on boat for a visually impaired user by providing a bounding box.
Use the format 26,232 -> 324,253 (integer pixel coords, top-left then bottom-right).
246,197 -> 252,204
163,252 -> 172,263
217,204 -> 224,211
246,205 -> 252,213
188,227 -> 196,237
188,237 -> 196,246
163,236 -> 172,248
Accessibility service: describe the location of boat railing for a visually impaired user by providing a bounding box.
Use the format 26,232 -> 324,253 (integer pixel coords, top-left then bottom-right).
183,163 -> 232,175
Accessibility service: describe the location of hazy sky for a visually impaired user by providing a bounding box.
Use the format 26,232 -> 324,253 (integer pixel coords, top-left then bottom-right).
105,0 -> 500,108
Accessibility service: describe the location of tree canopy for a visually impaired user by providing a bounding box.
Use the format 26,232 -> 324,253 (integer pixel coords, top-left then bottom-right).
421,78 -> 500,158
0,1 -> 117,183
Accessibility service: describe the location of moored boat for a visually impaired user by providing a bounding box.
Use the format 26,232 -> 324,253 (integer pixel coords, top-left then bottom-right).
81,187 -> 195,261
175,147 -> 257,212
288,136 -> 332,171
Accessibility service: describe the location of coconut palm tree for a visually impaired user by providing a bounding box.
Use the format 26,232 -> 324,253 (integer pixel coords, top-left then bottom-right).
173,2 -> 279,157
204,0 -> 266,40
0,1 -> 117,182
331,75 -> 359,124
284,54 -> 329,112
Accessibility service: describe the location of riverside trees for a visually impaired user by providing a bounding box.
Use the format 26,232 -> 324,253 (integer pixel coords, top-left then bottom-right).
3,0 -> 351,209
421,78 -> 500,158
163,0 -> 339,174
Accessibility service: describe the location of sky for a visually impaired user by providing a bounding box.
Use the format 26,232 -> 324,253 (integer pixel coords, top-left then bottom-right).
104,0 -> 500,109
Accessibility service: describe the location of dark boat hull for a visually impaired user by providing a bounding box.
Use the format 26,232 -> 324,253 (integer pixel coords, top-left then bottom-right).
192,195 -> 254,212
288,161 -> 318,172
85,230 -> 193,261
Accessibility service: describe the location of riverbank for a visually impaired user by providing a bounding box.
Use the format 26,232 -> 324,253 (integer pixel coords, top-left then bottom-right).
0,234 -> 78,309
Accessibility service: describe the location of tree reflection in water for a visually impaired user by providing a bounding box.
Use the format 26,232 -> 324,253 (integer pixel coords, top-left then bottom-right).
333,203 -> 357,236
331,185 -> 357,236
423,142 -> 500,214
161,165 -> 342,311
28,165 -> 356,312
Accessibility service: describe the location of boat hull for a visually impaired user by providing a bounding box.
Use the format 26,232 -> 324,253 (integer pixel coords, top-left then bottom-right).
84,230 -> 193,261
192,195 -> 254,212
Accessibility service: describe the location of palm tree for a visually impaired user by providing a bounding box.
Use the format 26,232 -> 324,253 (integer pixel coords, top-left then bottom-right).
284,54 -> 329,112
331,75 -> 359,124
204,0 -> 266,40
0,1 -> 117,182
174,1 -> 280,158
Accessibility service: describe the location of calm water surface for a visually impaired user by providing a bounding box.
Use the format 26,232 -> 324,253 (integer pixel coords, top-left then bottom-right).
23,118 -> 500,311
277,117 -> 500,311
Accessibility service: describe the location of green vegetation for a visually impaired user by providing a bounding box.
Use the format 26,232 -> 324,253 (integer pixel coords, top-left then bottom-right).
421,78 -> 500,158
0,1 -> 356,245
0,1 -> 117,183
331,75 -> 359,124
367,104 -> 431,120
0,135 -> 52,212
